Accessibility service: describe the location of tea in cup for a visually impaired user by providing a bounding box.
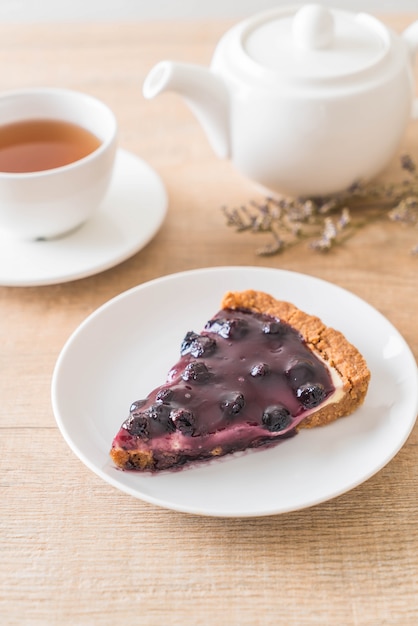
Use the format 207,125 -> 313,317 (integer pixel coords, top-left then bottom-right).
0,87 -> 117,240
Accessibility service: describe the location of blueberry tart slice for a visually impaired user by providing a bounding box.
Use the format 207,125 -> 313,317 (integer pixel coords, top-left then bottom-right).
110,290 -> 370,471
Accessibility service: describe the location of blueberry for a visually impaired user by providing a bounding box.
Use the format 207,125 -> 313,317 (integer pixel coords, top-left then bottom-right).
296,383 -> 326,408
262,320 -> 283,335
123,413 -> 149,438
286,360 -> 316,388
262,405 -> 292,432
182,361 -> 211,383
148,403 -> 176,433
170,408 -> 195,436
220,392 -> 245,416
180,331 -> 217,358
205,316 -> 248,340
250,362 -> 270,377
148,403 -> 171,421
129,399 -> 147,414
156,388 -> 174,403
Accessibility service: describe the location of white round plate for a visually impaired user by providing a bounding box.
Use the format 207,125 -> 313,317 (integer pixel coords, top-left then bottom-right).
0,149 -> 167,286
51,267 -> 418,517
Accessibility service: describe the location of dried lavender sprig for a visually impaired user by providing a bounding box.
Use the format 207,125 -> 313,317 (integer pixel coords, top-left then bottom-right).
223,154 -> 418,254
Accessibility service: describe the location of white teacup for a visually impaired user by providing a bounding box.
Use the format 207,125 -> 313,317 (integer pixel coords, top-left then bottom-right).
0,87 -> 117,240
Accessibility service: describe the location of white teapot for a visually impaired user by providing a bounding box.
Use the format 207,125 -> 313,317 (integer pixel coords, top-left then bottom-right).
143,4 -> 418,197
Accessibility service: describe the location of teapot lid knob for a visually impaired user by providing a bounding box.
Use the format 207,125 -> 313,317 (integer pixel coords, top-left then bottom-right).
292,4 -> 335,50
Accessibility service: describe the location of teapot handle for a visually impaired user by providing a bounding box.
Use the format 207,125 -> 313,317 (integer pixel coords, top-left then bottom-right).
402,20 -> 418,119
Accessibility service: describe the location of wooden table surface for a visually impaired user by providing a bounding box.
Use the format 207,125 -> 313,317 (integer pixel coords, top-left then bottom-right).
1,15 -> 418,626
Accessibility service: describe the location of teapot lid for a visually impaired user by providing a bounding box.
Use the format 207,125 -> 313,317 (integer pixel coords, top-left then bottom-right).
241,4 -> 390,80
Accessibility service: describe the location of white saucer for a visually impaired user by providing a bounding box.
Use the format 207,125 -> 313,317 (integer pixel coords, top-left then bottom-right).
0,149 -> 167,286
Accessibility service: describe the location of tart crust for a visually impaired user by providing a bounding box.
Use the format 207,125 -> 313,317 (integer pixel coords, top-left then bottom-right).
110,290 -> 370,471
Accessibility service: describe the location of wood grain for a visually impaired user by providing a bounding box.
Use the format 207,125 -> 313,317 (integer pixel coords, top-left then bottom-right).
1,16 -> 418,626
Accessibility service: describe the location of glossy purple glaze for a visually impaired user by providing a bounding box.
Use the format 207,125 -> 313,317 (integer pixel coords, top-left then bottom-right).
113,308 -> 335,468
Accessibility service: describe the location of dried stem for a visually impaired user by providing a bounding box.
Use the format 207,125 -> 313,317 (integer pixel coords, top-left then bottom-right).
222,154 -> 418,255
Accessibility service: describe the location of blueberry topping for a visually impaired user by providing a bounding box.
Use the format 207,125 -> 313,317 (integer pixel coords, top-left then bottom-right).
123,413 -> 149,438
262,405 -> 292,432
116,308 -> 335,450
250,362 -> 270,377
205,316 -> 248,339
148,403 -> 171,420
182,361 -> 211,383
146,403 -> 176,434
262,320 -> 283,335
180,331 -> 217,358
286,360 -> 316,388
170,408 -> 195,436
296,383 -> 326,408
220,392 -> 245,416
156,388 -> 174,403
130,399 -> 147,414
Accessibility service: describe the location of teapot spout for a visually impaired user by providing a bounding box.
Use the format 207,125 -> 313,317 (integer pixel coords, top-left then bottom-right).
143,61 -> 230,159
